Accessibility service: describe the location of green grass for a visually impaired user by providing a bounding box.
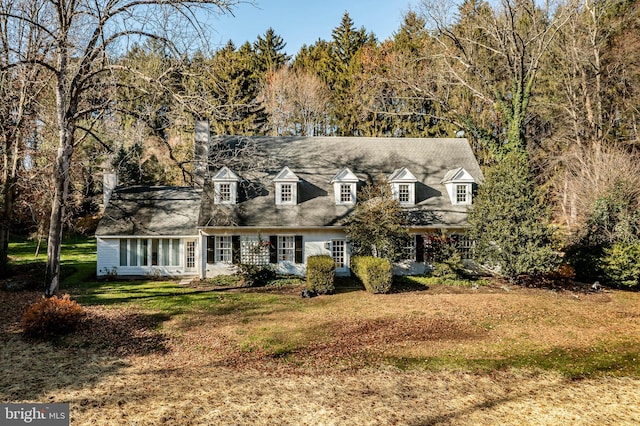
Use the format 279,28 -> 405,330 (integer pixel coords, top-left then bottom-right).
386,341 -> 640,379
394,274 -> 487,288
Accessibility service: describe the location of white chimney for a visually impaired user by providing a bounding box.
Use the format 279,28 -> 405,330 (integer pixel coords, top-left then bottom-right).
194,119 -> 210,187
103,172 -> 118,207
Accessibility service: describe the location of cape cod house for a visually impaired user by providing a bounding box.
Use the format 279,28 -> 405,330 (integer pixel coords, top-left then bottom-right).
96,121 -> 483,278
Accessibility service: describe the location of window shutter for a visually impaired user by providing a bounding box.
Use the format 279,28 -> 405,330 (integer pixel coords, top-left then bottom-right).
415,235 -> 424,263
207,236 -> 215,264
232,236 -> 241,264
269,235 -> 278,263
295,235 -> 303,264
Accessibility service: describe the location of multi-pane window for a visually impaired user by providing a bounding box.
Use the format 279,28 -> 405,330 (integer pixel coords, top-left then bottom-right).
218,183 -> 232,202
186,241 -> 196,268
454,234 -> 474,259
398,184 -> 410,203
278,236 -> 295,262
120,238 -> 180,267
340,184 -> 352,203
331,239 -> 346,268
456,184 -> 468,204
216,236 -> 233,263
280,184 -> 293,203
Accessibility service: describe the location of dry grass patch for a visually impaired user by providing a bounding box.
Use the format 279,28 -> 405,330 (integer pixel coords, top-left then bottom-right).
3,283 -> 640,424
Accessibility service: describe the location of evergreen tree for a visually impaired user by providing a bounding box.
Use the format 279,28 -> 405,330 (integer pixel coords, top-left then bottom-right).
253,28 -> 290,74
328,12 -> 375,136
468,152 -> 560,281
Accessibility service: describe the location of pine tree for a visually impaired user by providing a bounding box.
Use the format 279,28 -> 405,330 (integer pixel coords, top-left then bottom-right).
253,28 -> 290,75
468,152 -> 560,281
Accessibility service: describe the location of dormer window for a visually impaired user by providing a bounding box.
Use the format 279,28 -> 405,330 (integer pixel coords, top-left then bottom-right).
340,184 -> 352,203
456,184 -> 469,204
388,167 -> 417,206
331,168 -> 358,205
273,167 -> 299,206
398,184 -> 410,203
212,166 -> 240,205
442,167 -> 475,206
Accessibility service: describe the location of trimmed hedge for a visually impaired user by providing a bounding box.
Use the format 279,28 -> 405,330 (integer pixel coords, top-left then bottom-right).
352,256 -> 392,294
306,255 -> 335,294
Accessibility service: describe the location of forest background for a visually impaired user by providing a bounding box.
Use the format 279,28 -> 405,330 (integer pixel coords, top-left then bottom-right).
1,0 -> 639,288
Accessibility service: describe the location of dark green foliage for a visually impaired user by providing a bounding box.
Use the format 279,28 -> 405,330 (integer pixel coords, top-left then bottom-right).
236,264 -> 275,287
22,294 -> 84,338
253,28 -> 290,74
567,186 -> 640,282
306,255 -> 335,294
421,232 -> 465,279
346,179 -> 410,262
351,256 -> 392,294
601,241 -> 640,288
468,152 -> 560,281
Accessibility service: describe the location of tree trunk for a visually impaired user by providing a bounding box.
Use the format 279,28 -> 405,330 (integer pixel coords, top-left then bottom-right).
44,137 -> 74,296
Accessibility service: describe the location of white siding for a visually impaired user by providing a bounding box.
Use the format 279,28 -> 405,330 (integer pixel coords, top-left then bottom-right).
97,236 -> 198,278
96,238 -> 119,276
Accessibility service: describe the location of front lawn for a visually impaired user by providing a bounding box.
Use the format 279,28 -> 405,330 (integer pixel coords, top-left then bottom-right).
2,236 -> 640,424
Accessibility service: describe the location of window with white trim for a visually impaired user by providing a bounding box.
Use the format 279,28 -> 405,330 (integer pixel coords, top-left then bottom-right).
340,184 -> 352,203
331,239 -> 346,268
278,236 -> 295,262
120,238 -> 179,267
218,183 -> 232,203
456,184 -> 469,204
216,236 -> 233,263
398,184 -> 410,203
280,183 -> 293,203
186,241 -> 196,268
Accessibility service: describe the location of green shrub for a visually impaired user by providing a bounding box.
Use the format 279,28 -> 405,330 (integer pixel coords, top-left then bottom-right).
352,256 -> 392,294
237,264 -> 275,287
22,294 -> 85,338
602,241 -> 640,288
306,255 -> 335,294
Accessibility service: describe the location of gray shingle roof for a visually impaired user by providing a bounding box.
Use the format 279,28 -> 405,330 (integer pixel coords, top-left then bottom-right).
96,186 -> 201,236
199,136 -> 483,229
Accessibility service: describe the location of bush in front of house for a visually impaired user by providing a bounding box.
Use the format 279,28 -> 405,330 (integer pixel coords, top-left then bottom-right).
601,241 -> 640,288
306,255 -> 335,294
237,264 -> 275,287
22,294 -> 85,338
351,256 -> 392,294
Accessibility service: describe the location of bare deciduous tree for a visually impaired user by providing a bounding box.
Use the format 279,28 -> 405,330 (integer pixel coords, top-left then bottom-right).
1,0 -> 239,295
421,0 -> 573,157
259,66 -> 330,136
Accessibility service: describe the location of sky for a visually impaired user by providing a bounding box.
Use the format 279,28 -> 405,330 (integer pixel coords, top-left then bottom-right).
208,0 -> 419,56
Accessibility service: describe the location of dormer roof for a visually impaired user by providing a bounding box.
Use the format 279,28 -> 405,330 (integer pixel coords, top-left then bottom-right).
212,166 -> 240,181
441,167 -> 475,184
330,167 -> 359,183
388,167 -> 417,182
273,166 -> 300,182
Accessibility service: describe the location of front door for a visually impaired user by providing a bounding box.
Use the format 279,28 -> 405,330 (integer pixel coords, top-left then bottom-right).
185,240 -> 197,274
331,239 -> 348,274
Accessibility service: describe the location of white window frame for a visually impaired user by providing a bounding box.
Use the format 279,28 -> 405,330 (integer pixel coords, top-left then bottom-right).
455,184 -> 470,205
339,184 -> 354,204
280,183 -> 293,204
216,236 -> 233,263
398,184 -> 410,203
217,183 -> 232,203
278,236 -> 295,262
331,239 -> 346,269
